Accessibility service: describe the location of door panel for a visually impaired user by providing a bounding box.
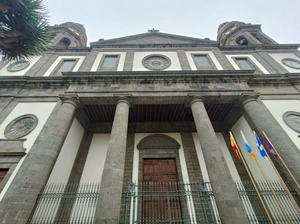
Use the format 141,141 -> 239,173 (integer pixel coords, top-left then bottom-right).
142,159 -> 182,223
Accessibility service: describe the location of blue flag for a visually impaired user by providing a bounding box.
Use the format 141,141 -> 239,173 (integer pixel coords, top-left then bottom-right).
253,131 -> 268,160
240,131 -> 256,160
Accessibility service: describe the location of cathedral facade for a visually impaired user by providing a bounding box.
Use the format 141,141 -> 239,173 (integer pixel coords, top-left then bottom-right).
0,21 -> 299,224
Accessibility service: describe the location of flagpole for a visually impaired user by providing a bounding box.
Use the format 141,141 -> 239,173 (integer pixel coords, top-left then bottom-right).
233,134 -> 274,224
255,160 -> 292,224
264,147 -> 300,212
262,131 -> 300,190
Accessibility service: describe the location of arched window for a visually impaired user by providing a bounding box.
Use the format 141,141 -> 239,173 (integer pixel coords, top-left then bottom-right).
57,37 -> 71,48
236,36 -> 248,46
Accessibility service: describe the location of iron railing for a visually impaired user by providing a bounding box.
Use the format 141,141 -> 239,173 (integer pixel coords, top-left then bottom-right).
27,182 -> 100,224
120,182 -> 221,224
236,180 -> 300,224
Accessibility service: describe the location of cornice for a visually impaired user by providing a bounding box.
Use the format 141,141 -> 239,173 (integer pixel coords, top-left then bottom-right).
90,32 -> 218,47
0,72 -> 298,87
220,44 -> 300,51
90,43 -> 219,49
61,70 -> 254,83
0,76 -> 69,88
248,73 -> 300,85
53,47 -> 92,52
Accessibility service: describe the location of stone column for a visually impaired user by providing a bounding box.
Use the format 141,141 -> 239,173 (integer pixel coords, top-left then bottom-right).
0,94 -> 79,224
242,96 -> 300,187
190,96 -> 249,224
94,97 -> 131,224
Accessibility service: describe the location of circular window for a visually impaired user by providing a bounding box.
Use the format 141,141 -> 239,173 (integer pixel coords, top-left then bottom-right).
142,55 -> 171,70
7,60 -> 30,72
4,114 -> 38,139
281,58 -> 300,69
283,111 -> 300,133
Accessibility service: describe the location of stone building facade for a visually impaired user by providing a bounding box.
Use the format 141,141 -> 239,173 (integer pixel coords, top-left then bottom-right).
0,21 -> 299,224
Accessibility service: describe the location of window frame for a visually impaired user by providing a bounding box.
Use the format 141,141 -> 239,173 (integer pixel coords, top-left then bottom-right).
97,54 -> 121,71
233,57 -> 262,74
51,58 -> 79,76
192,54 -> 216,70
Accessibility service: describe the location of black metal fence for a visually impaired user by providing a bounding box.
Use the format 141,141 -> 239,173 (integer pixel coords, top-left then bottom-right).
236,180 -> 300,224
27,183 -> 100,224
120,182 -> 221,224
27,180 -> 299,224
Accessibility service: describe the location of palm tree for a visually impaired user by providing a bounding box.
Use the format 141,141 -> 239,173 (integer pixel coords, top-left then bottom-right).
0,0 -> 51,61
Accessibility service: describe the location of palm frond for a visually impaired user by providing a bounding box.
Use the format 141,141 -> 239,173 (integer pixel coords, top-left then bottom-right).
0,0 -> 52,61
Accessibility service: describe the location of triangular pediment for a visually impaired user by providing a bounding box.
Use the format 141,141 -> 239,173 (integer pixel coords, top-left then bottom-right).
90,31 -> 218,47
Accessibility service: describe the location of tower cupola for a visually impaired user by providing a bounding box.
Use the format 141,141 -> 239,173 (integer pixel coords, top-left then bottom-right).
217,21 -> 277,46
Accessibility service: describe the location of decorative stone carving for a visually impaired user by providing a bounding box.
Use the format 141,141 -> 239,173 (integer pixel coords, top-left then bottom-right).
137,134 -> 180,150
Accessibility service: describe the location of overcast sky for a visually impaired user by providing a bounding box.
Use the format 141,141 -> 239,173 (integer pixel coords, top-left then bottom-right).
44,0 -> 300,45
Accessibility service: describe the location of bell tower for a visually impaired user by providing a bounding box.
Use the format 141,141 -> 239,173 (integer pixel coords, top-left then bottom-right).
217,21 -> 277,46
49,22 -> 87,48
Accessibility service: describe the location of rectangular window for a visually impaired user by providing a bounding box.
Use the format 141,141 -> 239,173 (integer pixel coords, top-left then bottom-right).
52,59 -> 77,76
193,54 -> 214,70
235,58 -> 255,70
103,55 -> 118,68
0,169 -> 8,184
58,60 -> 76,72
99,55 -> 120,71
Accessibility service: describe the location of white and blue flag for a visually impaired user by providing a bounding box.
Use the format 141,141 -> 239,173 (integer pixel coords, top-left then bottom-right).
253,131 -> 268,160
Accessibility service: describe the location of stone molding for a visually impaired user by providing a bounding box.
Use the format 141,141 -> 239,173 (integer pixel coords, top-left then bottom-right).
59,94 -> 80,108
0,139 -> 26,155
240,93 -> 260,106
188,95 -> 205,106
137,134 -> 181,150
115,95 -> 132,107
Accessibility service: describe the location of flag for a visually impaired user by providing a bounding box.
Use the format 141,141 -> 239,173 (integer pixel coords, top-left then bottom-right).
262,132 -> 278,159
229,132 -> 241,160
240,131 -> 256,160
253,131 -> 268,160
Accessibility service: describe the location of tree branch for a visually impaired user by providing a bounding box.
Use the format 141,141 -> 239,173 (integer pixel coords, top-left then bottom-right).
0,3 -> 12,11
0,30 -> 23,38
0,39 -> 14,48
3,36 -> 22,44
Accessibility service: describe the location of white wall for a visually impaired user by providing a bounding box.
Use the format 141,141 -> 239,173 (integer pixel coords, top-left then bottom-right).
91,52 -> 126,71
0,102 -> 56,150
225,54 -> 270,74
43,56 -> 85,76
191,133 -> 210,182
268,53 -> 300,73
47,118 -> 84,183
0,57 -> 41,76
0,102 -> 56,201
185,51 -> 223,70
80,134 -> 110,183
262,99 -> 300,150
231,116 -> 279,181
132,52 -> 181,71
216,133 -> 241,182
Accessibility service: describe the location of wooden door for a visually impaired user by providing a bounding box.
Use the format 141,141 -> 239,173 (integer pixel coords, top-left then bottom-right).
142,159 -> 182,223
0,169 -> 8,184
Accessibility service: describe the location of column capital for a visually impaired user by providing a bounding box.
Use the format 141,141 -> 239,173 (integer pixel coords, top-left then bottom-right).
115,95 -> 132,107
240,93 -> 259,107
59,94 -> 80,108
188,95 -> 204,106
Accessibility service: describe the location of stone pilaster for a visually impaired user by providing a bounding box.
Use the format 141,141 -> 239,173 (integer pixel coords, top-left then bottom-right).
241,95 -> 300,189
0,94 -> 79,224
94,97 -> 131,224
189,96 -> 249,224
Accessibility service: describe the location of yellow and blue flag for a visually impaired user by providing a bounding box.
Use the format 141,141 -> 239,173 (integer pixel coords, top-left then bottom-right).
240,131 -> 256,160
253,131 -> 268,160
